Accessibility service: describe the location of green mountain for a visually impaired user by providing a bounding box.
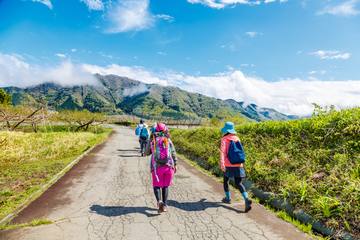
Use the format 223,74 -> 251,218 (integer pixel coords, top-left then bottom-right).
3,74 -> 296,121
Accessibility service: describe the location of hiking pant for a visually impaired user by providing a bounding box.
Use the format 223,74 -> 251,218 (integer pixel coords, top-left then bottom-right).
139,138 -> 147,154
223,176 -> 246,194
153,187 -> 169,205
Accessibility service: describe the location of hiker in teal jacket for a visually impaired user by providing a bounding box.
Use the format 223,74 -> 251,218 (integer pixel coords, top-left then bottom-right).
220,122 -> 252,212
135,120 -> 149,156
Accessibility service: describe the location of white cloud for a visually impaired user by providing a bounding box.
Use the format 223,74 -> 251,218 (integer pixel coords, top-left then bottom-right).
82,63 -> 169,85
80,0 -> 104,11
265,0 -> 287,3
245,31 -> 263,38
309,70 -> 327,75
187,0 -> 287,9
123,84 -> 149,97
106,0 -> 174,33
240,63 -> 255,67
220,43 -> 237,52
71,49 -> 77,52
310,50 -> 351,60
47,61 -> 98,86
0,53 -> 97,87
156,14 -> 175,22
32,0 -> 53,9
106,0 -> 154,33
318,0 -> 359,16
82,63 -> 360,116
1,53 -> 359,116
55,53 -> 66,58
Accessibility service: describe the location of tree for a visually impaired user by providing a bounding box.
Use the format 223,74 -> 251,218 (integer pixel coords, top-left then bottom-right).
0,89 -> 11,105
0,105 -> 47,132
53,110 -> 106,131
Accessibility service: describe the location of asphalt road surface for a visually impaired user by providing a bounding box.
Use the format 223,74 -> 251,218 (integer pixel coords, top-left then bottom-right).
0,126 -> 311,240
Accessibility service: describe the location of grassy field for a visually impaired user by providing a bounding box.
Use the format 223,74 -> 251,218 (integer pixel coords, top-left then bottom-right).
0,127 -> 111,221
171,108 -> 360,238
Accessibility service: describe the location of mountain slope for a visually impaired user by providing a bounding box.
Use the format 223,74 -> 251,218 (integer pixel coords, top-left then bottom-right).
3,74 -> 296,121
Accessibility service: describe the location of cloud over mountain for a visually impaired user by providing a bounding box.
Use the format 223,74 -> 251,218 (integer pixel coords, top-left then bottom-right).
0,53 -> 97,87
83,63 -> 360,116
1,53 -> 359,116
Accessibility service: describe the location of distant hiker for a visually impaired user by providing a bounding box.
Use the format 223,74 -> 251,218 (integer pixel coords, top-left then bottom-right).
135,119 -> 144,136
220,122 -> 252,212
135,120 -> 149,156
146,123 -> 177,213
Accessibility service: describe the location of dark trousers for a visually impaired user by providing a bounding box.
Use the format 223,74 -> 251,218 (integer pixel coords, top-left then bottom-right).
153,187 -> 169,205
139,138 -> 147,154
223,175 -> 246,193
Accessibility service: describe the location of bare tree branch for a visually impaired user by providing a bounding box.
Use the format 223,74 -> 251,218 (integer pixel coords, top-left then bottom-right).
11,107 -> 42,131
75,118 -> 95,132
0,137 -> 7,147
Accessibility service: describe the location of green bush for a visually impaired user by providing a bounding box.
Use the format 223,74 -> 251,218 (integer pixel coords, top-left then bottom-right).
0,89 -> 11,105
171,108 -> 360,237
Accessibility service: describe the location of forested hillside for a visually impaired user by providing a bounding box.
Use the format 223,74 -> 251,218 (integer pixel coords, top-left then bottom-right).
3,74 -> 295,121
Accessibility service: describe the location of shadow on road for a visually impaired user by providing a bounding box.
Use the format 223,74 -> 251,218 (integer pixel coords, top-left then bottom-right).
117,149 -> 138,152
90,205 -> 160,217
118,154 -> 140,158
167,198 -> 244,213
90,199 -> 243,219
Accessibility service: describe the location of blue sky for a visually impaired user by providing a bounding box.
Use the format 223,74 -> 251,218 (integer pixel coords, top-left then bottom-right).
0,0 -> 360,115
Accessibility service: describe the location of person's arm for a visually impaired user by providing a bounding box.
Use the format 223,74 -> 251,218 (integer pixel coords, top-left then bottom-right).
237,137 -> 244,168
149,140 -> 155,172
149,156 -> 153,172
220,138 -> 226,172
145,135 -> 153,156
144,140 -> 151,156
169,139 -> 177,166
146,128 -> 150,140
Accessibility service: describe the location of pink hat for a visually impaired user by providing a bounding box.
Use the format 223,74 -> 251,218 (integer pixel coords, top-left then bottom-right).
156,123 -> 167,132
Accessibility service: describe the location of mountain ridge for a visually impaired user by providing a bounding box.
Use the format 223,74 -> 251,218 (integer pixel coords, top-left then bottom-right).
3,74 -> 297,121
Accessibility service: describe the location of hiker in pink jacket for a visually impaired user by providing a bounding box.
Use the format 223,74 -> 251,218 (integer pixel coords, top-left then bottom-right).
148,123 -> 177,213
220,122 -> 252,212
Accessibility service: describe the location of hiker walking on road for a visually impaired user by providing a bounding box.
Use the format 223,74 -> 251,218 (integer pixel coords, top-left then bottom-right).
220,122 -> 252,212
146,123 -> 177,213
135,120 -> 150,156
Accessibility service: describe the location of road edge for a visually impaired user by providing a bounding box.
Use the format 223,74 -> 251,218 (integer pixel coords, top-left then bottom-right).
0,129 -> 114,227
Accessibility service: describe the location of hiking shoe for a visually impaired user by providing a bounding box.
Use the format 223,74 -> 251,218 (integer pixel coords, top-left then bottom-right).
221,197 -> 231,204
245,199 -> 252,212
163,205 -> 168,212
158,201 -> 165,213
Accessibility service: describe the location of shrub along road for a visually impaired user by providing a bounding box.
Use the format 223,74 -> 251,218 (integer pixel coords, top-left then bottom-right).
0,126 -> 310,240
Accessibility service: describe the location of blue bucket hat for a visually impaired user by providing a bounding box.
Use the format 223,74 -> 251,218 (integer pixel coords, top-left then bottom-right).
221,122 -> 237,135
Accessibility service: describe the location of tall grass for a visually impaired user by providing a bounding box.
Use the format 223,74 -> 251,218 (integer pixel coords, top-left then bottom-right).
171,108 -> 360,237
0,128 -> 111,221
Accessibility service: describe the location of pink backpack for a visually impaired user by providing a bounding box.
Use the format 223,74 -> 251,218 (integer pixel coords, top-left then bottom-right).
153,136 -> 170,165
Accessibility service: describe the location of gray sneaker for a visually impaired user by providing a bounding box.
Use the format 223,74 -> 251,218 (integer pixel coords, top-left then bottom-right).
221,197 -> 231,204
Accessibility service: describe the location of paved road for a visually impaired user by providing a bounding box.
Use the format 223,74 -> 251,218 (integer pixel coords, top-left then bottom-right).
0,126 -> 311,240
